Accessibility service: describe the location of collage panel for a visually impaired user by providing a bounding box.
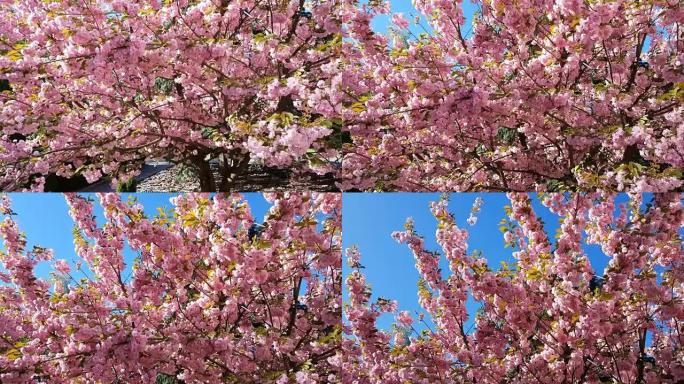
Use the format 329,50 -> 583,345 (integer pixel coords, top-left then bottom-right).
342,193 -> 684,383
338,1 -> 684,192
0,1 -> 345,193
0,192 -> 341,383
1,0 -> 681,193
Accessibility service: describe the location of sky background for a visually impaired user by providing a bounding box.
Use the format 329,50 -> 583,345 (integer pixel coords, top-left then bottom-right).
342,193 -> 643,334
1,193 -> 271,282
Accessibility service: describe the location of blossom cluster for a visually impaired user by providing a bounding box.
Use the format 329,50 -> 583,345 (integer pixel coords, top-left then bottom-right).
0,0 -> 344,191
343,193 -> 684,383
0,192 -> 341,383
338,0 -> 684,191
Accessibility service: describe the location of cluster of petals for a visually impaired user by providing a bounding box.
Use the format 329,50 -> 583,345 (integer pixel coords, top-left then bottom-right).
343,193 -> 684,383
0,192 -> 341,383
337,0 -> 684,191
0,0 -> 344,191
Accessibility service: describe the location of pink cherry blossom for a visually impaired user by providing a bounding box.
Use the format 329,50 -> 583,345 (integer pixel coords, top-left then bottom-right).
337,1 -> 684,191
343,193 -> 684,383
0,192 -> 341,383
0,1 -> 346,191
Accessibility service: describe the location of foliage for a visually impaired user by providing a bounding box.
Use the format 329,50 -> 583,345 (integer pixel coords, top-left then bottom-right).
116,177 -> 137,192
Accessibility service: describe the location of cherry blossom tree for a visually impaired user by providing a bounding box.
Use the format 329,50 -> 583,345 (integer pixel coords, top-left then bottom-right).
0,0 -> 344,191
343,193 -> 684,383
0,192 -> 341,383
339,0 -> 684,191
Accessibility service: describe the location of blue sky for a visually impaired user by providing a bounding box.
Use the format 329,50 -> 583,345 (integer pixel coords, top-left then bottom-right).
1,193 -> 271,282
342,193 -> 642,333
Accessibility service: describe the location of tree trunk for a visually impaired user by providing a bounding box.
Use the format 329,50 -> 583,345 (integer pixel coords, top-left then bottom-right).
191,156 -> 216,191
636,328 -> 647,384
218,150 -> 251,191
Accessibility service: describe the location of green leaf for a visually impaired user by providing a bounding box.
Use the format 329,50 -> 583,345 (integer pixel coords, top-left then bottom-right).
116,178 -> 137,192
253,239 -> 272,250
350,102 -> 366,113
253,32 -> 268,44
496,126 -> 517,145
525,267 -> 542,281
154,77 -> 175,94
156,373 -> 182,384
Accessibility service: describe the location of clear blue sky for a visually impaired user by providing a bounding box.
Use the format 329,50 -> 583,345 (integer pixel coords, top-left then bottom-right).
342,193 -> 643,333
1,193 -> 271,282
